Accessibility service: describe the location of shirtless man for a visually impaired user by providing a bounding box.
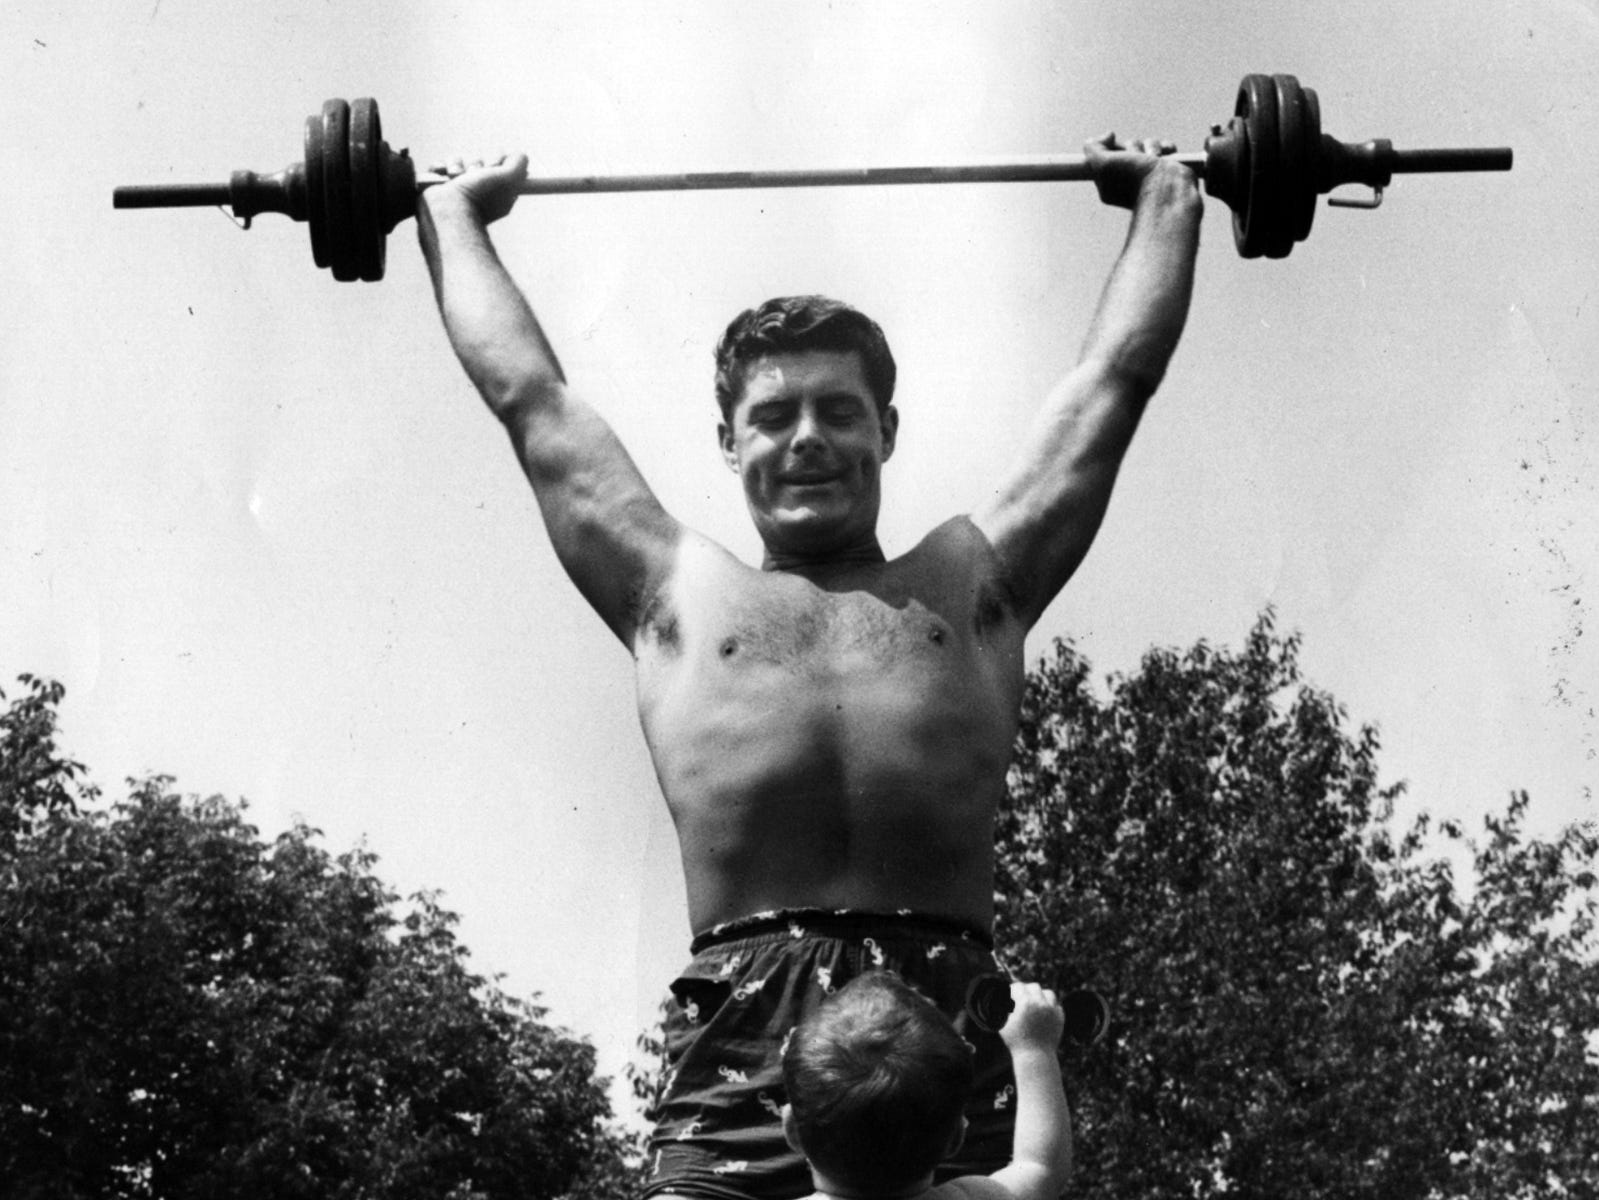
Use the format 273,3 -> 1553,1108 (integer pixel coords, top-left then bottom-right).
417,134 -> 1200,1200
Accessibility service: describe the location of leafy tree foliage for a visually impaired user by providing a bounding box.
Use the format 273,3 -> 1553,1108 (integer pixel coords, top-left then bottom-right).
625,1002 -> 671,1130
0,675 -> 96,849
995,613 -> 1599,1199
0,677 -> 643,1200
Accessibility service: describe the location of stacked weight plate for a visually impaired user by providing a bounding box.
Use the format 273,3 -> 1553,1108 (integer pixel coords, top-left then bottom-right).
304,98 -> 403,282
1204,73 -> 1323,259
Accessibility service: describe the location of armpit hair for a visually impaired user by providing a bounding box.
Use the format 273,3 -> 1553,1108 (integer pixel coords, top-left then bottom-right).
629,576 -> 680,652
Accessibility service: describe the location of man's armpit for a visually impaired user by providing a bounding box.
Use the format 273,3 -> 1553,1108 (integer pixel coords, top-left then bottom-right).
630,576 -> 681,653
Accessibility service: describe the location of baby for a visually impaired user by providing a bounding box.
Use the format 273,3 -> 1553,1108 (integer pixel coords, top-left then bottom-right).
780,972 -> 1072,1200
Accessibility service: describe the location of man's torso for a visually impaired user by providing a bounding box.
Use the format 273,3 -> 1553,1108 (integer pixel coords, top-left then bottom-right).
633,516 -> 1028,932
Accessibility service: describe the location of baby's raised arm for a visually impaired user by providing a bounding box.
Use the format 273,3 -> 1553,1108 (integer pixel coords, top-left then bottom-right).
985,981 -> 1072,1200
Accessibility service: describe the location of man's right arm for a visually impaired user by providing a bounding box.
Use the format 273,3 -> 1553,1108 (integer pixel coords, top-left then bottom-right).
416,158 -> 680,646
972,140 -> 1201,630
986,982 -> 1073,1200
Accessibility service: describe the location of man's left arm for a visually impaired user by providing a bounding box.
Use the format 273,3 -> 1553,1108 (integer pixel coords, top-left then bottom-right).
972,138 -> 1202,629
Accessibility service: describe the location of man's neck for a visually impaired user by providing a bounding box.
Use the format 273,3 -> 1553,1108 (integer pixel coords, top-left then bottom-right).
763,535 -> 887,576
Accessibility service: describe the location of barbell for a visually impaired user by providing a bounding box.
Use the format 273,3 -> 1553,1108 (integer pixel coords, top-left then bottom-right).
112,74 -> 1511,281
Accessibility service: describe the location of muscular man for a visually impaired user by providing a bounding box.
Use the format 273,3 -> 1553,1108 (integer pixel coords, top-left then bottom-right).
417,135 -> 1200,1200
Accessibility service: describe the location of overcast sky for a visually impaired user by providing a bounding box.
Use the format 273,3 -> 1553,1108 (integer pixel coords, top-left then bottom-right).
4,1 -> 1595,1118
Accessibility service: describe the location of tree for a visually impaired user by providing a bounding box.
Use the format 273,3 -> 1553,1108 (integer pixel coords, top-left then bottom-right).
0,677 -> 644,1200
995,612 -> 1599,1200
0,674 -> 96,850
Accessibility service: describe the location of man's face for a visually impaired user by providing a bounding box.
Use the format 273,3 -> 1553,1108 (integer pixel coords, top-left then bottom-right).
718,350 -> 899,559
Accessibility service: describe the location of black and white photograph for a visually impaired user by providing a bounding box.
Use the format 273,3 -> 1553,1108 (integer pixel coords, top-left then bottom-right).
3,3 -> 1595,1196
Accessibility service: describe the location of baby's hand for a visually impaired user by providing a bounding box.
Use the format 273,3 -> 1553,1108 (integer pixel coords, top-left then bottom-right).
1000,981 -> 1065,1053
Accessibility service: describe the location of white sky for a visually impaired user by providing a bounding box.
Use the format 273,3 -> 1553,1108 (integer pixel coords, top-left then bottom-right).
4,1 -> 1596,1121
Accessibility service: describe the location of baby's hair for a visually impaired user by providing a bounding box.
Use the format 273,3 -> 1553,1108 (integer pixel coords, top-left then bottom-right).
782,972 -> 972,1191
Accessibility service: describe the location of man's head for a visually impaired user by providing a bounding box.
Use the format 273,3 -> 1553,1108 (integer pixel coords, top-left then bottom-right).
781,972 -> 972,1194
715,297 -> 900,562
714,295 -> 897,422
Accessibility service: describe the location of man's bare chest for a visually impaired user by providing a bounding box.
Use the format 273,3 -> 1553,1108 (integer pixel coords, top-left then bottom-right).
640,563 -> 1015,675
705,586 -> 967,671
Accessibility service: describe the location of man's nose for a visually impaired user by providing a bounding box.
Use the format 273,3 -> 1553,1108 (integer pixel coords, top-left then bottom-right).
790,406 -> 825,450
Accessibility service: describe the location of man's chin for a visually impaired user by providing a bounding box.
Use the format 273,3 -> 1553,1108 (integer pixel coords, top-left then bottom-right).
762,509 -> 853,553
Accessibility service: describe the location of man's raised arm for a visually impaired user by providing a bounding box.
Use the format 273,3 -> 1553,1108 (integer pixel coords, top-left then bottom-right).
416,157 -> 680,646
973,136 -> 1202,629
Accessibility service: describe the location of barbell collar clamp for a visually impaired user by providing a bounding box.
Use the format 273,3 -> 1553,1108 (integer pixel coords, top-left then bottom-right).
1327,186 -> 1384,210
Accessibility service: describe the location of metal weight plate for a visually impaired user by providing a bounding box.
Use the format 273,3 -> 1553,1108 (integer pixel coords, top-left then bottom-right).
1060,989 -> 1111,1048
1228,78 -> 1263,256
1234,74 -> 1281,259
1296,82 -> 1323,245
1269,74 -> 1307,257
319,99 -> 357,282
964,974 -> 1015,1033
303,112 -> 328,269
348,98 -> 385,281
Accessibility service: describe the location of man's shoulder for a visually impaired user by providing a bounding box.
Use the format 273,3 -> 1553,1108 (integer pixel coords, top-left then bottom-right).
897,514 -> 1000,562
660,529 -> 743,578
880,515 -> 1002,583
886,516 -> 1024,625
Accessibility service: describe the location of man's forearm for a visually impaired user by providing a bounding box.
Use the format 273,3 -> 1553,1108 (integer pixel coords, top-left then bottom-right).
1078,161 -> 1202,399
417,194 -> 566,419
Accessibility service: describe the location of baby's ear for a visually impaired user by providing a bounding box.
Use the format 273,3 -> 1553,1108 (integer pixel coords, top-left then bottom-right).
945,1115 -> 968,1158
780,1104 -> 804,1155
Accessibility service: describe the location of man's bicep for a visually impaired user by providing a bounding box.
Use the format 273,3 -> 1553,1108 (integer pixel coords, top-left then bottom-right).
972,360 -> 1147,626
971,442 -> 1120,608
503,384 -> 683,643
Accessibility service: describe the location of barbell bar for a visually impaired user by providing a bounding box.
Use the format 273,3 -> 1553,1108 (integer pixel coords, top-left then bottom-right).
112,74 -> 1512,281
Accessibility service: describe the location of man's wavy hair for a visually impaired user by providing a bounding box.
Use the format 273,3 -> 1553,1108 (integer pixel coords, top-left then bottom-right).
713,295 -> 897,422
782,971 -> 972,1192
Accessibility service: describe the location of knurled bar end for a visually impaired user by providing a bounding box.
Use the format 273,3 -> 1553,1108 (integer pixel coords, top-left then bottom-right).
113,183 -> 233,209
1392,147 -> 1514,173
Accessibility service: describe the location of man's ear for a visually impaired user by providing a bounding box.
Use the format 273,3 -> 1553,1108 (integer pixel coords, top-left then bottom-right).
781,1104 -> 804,1155
718,421 -> 740,473
879,404 -> 900,462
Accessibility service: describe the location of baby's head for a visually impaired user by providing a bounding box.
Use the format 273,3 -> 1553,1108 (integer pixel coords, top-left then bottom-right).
781,972 -> 973,1192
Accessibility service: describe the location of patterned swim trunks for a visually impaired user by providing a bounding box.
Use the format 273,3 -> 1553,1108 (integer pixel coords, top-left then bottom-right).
641,908 -> 1017,1200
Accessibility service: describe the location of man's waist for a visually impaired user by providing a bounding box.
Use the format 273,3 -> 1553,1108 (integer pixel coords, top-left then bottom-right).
690,905 -> 993,954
